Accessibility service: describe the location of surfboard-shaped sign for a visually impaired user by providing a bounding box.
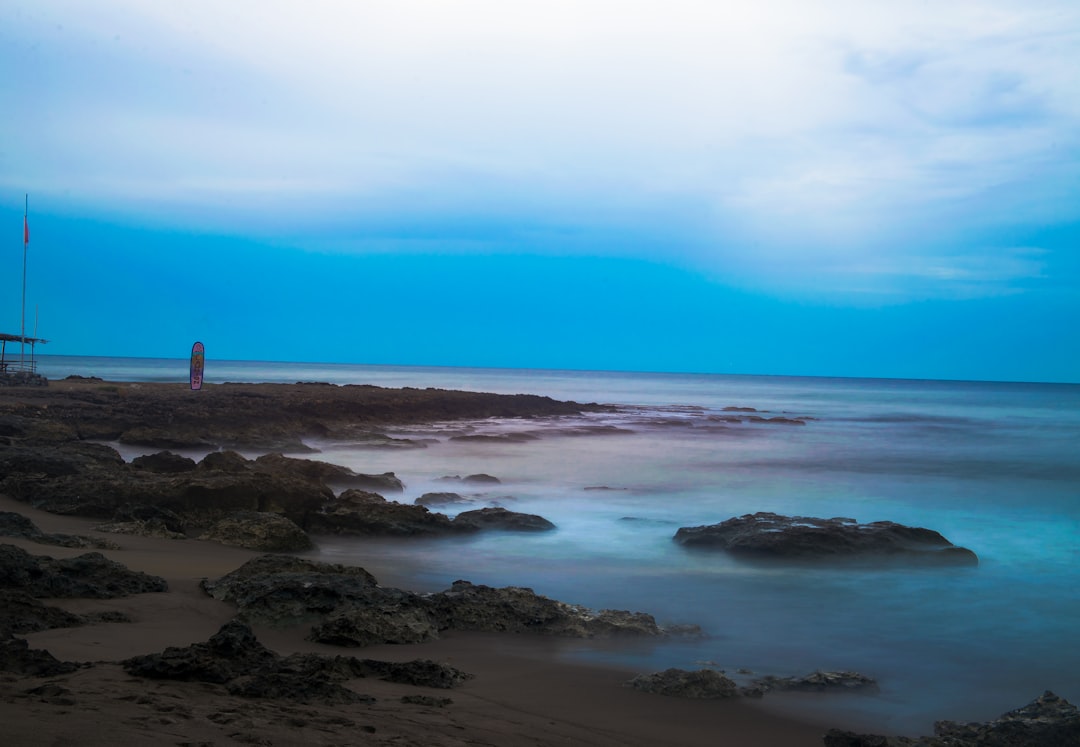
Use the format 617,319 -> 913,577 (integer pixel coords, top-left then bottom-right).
190,341 -> 205,390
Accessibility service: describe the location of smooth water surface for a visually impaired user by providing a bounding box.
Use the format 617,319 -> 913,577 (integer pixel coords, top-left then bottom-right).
40,355 -> 1080,733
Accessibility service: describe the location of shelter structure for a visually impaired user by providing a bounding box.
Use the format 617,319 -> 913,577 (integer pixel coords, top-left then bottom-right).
0,332 -> 48,386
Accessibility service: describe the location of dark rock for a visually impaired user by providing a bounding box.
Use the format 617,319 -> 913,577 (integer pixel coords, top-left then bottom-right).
746,415 -> 806,425
0,543 -> 168,598
356,658 -> 473,689
0,637 -> 82,676
0,589 -> 86,636
752,670 -> 878,694
311,605 -> 440,647
253,453 -> 404,493
198,450 -> 252,473
933,690 -> 1080,746
202,555 -> 670,645
309,490 -> 459,537
1,441 -> 333,529
414,492 -> 471,508
452,507 -> 556,532
425,580 -> 662,637
112,503 -> 187,533
401,694 -> 453,707
122,620 -> 472,704
199,511 -> 314,552
226,672 -> 374,705
0,510 -> 119,550
20,682 -> 77,705
122,619 -> 278,684
463,474 -> 501,484
823,690 -> 1080,746
674,512 -> 978,566
94,518 -> 188,540
131,451 -> 197,473
201,555 -> 381,628
627,668 -> 740,699
450,432 -> 540,443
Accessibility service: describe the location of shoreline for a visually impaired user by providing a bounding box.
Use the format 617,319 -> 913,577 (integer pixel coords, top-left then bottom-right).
0,493 -> 831,746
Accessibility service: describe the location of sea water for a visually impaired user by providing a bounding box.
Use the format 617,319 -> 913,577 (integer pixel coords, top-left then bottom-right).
36,355 -> 1080,734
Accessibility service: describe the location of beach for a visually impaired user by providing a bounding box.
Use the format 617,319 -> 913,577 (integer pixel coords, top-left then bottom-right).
3,372 -> 1078,746
0,496 -> 831,747
0,379 -> 832,746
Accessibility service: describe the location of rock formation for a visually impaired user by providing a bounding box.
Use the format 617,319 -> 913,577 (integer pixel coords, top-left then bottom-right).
199,511 -> 314,552
201,555 -> 678,646
674,512 -> 978,566
823,690 -> 1080,746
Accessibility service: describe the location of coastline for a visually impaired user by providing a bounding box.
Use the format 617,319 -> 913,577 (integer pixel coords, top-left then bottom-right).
0,493 -> 829,746
5,377 -> 1076,744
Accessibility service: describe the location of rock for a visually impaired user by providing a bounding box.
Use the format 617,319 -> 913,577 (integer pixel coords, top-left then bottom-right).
311,605 -> 440,647
452,507 -> 557,532
463,474 -> 501,484
0,637 -> 82,676
201,554 -> 381,628
673,512 -> 978,566
752,670 -> 878,694
355,658 -> 473,689
309,490 -> 459,536
746,415 -> 806,425
0,510 -> 120,549
414,492 -> 471,508
198,450 -> 252,472
425,580 -> 663,637
253,453 -> 404,493
202,555 -> 671,645
122,620 -> 473,704
0,589 -> 85,636
199,511 -> 314,552
112,503 -> 187,533
823,690 -> 1080,746
627,668 -> 740,699
0,441 -> 334,529
94,519 -> 188,540
401,695 -> 453,707
226,672 -> 374,704
131,451 -> 197,473
933,690 -> 1080,745
122,619 -> 281,684
0,543 -> 168,598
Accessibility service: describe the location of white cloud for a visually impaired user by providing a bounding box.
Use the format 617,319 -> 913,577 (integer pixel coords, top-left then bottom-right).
3,0 -> 1078,297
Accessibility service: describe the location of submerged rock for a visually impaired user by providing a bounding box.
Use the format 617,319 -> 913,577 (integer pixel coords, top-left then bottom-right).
823,690 -> 1080,746
451,507 -> 556,532
414,491 -> 471,508
627,668 -> 740,699
674,512 -> 978,566
752,670 -> 878,694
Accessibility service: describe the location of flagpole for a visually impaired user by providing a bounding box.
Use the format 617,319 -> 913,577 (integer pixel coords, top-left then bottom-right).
20,194 -> 28,367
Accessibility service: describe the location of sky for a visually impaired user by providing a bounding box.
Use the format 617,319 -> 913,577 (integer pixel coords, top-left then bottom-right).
1,0 -> 1078,383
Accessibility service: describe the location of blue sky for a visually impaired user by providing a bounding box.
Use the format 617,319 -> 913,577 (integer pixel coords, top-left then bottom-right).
2,1 -> 1078,382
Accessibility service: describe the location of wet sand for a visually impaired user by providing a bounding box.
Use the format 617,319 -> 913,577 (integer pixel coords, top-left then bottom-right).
0,494 -> 831,746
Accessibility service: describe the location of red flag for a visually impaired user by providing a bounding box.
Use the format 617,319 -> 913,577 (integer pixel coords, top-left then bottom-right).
23,215 -> 28,245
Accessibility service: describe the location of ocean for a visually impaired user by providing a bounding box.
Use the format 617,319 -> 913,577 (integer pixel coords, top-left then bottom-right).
35,354 -> 1080,734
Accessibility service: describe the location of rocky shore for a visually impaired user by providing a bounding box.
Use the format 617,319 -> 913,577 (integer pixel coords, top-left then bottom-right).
1,379 -> 1076,745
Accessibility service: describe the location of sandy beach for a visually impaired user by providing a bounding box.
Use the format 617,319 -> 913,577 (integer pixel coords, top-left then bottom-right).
0,380 -> 837,746
0,494 -> 832,747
